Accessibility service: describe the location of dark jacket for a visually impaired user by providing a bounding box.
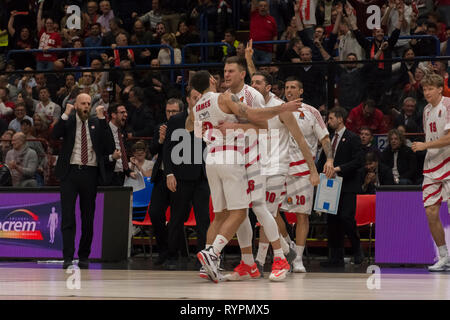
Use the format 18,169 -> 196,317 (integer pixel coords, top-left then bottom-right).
149,123 -> 166,183
103,124 -> 132,185
162,110 -> 207,181
381,144 -> 417,182
127,104 -> 156,138
358,162 -> 395,194
318,128 -> 363,193
52,112 -> 108,184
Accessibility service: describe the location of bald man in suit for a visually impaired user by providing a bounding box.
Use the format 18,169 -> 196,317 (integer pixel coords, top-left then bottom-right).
52,93 -> 109,269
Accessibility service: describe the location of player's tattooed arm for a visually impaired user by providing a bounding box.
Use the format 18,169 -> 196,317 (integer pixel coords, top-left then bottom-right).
231,94 -> 249,118
321,137 -> 333,161
321,136 -> 336,179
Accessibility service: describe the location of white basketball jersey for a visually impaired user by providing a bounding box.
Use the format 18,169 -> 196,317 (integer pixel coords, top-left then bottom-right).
288,103 -> 329,176
423,96 -> 450,181
193,91 -> 239,148
261,92 -> 291,176
228,84 -> 266,166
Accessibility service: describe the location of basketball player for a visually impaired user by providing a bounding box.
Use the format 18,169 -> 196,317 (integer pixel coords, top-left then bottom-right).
412,73 -> 450,272
256,77 -> 335,273
191,70 -> 304,283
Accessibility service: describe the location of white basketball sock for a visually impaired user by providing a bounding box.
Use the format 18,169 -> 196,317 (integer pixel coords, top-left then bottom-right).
295,245 -> 305,261
212,235 -> 228,255
242,254 -> 255,266
273,248 -> 285,259
438,245 -> 449,258
256,242 -> 269,265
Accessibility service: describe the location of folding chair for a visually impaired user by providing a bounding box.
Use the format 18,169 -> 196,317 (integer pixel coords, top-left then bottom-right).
132,177 -> 154,221
132,211 -> 153,259
355,194 -> 376,262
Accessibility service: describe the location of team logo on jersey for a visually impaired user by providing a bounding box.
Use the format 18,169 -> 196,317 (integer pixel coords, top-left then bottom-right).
199,111 -> 210,121
298,111 -> 305,119
240,96 -> 244,102
287,197 -> 293,204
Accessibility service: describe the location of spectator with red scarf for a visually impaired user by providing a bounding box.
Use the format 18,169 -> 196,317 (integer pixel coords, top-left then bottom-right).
36,1 -> 62,71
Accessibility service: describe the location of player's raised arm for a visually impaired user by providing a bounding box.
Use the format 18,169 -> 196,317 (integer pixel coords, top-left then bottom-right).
279,111 -> 320,186
222,92 -> 302,123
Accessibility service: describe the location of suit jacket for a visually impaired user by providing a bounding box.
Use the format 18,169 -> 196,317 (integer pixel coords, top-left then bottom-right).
163,110 -> 207,181
318,128 -> 363,194
103,124 -> 132,185
149,123 -> 166,183
52,112 -> 108,184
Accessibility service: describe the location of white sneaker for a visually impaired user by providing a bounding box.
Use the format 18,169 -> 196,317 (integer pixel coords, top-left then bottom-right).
428,256 -> 450,272
197,247 -> 222,283
293,258 -> 306,273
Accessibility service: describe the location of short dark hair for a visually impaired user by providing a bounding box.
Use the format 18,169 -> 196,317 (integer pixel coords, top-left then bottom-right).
224,28 -> 236,37
360,126 -> 373,135
285,76 -> 303,89
225,56 -> 247,72
329,107 -> 348,121
108,103 -> 126,117
365,151 -> 379,164
20,119 -> 32,127
130,86 -> 145,102
364,99 -> 376,110
90,22 -> 101,29
38,87 -> 50,94
190,70 -> 211,93
252,71 -> 272,86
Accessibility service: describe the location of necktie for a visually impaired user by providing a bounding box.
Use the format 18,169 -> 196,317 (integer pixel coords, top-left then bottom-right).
331,133 -> 339,157
81,121 -> 88,165
118,130 -> 129,172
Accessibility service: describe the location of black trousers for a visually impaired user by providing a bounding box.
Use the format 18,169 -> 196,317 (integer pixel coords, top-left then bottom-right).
60,165 -> 98,261
148,173 -> 171,258
111,171 -> 125,186
168,179 -> 211,259
326,192 -> 360,255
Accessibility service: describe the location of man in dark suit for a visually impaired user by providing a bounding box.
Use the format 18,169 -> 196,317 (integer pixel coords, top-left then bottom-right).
148,99 -> 182,266
318,107 -> 363,267
104,103 -> 137,186
52,93 -> 108,269
163,92 -> 211,269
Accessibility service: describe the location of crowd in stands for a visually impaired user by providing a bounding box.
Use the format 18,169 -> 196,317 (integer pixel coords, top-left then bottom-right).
0,0 -> 449,191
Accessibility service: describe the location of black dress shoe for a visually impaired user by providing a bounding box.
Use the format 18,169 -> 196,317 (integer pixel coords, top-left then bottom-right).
78,259 -> 90,269
63,259 -> 73,269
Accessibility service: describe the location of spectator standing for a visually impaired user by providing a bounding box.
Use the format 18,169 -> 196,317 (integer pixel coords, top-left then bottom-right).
381,0 -> 413,57
139,0 -> 163,32
5,132 -> 38,187
127,87 -> 155,139
84,23 -> 104,61
130,20 -> 153,65
86,1 -> 100,25
36,1 -> 62,71
157,33 -> 181,65
97,0 -> 115,34
250,0 -> 278,64
8,13 -> 36,70
381,128 -> 417,184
